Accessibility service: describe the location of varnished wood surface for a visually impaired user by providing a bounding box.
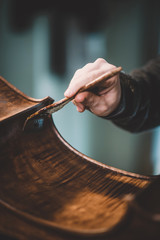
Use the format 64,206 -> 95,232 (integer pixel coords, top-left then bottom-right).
0,76 -> 160,240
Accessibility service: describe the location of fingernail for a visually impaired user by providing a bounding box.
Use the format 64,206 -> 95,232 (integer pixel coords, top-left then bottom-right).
77,105 -> 84,112
77,106 -> 82,112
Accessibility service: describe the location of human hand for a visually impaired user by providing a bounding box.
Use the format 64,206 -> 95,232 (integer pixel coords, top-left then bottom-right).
64,58 -> 121,117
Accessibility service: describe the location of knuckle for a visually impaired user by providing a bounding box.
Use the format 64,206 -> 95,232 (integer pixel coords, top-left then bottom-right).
95,58 -> 106,64
74,69 -> 81,76
83,62 -> 92,70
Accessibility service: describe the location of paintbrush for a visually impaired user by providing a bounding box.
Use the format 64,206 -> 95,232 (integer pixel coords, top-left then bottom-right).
23,66 -> 122,129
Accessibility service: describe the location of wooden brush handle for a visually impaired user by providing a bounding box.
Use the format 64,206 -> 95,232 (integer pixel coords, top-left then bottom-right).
46,66 -> 122,114
25,66 -> 122,120
77,66 -> 122,94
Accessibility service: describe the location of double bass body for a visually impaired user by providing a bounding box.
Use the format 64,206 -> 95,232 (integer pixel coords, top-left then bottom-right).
0,76 -> 160,239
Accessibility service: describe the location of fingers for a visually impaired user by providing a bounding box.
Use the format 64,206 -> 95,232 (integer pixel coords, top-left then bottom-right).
73,102 -> 85,112
64,58 -> 115,98
73,91 -> 102,114
64,58 -> 121,116
72,92 -> 91,113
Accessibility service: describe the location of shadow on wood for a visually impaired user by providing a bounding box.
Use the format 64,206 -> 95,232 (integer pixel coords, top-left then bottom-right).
0,76 -> 160,239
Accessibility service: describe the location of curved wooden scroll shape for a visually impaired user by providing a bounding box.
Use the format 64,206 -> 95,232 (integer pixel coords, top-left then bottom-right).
0,76 -> 160,240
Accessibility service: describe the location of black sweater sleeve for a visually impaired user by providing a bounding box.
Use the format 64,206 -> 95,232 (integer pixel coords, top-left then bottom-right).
105,56 -> 160,133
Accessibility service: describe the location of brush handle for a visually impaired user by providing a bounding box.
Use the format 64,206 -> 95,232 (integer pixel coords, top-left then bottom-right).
47,66 -> 122,114
77,66 -> 122,93
26,66 -> 122,119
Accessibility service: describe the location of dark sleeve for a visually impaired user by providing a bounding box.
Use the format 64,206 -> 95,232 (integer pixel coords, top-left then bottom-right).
105,56 -> 160,133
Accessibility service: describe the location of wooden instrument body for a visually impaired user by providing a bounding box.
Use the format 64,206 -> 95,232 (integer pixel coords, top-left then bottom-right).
0,76 -> 160,240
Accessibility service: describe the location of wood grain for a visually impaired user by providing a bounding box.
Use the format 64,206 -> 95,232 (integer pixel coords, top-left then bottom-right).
0,76 -> 160,240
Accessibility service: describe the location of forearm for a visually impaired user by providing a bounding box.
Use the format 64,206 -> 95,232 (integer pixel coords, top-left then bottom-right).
106,57 -> 160,132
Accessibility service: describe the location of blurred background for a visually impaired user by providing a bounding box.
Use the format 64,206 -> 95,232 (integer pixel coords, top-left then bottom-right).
0,0 -> 160,175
